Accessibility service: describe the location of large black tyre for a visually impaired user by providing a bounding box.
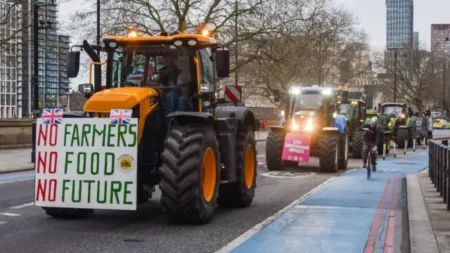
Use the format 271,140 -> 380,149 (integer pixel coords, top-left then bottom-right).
338,132 -> 349,170
408,127 -> 416,148
218,126 -> 256,208
159,123 -> 220,224
265,132 -> 297,171
397,128 -> 409,148
377,135 -> 391,155
319,134 -> 339,173
43,207 -> 93,219
352,130 -> 364,159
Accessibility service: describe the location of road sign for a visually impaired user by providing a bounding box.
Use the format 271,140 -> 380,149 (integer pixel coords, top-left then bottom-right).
262,171 -> 314,179
225,85 -> 241,102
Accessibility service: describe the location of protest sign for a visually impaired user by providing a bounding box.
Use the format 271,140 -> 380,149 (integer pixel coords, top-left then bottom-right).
34,115 -> 138,211
281,133 -> 311,163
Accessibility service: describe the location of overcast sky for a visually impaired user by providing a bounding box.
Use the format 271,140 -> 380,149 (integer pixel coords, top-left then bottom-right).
59,0 -> 450,51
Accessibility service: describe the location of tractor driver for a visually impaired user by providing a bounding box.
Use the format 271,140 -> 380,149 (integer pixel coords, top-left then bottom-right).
360,116 -> 381,171
158,55 -> 193,112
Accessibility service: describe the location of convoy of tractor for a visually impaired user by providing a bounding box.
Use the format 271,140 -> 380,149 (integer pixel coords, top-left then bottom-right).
31,29 -> 433,226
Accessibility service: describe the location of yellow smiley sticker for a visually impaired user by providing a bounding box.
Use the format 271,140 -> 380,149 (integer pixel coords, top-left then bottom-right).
118,154 -> 134,172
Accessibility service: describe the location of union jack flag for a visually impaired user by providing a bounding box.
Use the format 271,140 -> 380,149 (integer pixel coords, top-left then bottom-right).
110,109 -> 132,124
42,108 -> 63,124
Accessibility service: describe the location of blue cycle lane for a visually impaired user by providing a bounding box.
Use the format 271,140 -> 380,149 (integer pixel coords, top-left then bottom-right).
229,149 -> 428,253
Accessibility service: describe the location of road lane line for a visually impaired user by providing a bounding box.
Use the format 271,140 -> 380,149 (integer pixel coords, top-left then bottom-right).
384,177 -> 399,253
9,202 -> 34,209
0,221 -> 6,225
257,155 -> 265,158
364,178 -> 392,253
0,178 -> 33,185
215,176 -> 336,253
0,213 -> 20,217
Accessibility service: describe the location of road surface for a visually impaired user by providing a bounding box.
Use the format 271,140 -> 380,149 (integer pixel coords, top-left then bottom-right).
0,130 -> 446,253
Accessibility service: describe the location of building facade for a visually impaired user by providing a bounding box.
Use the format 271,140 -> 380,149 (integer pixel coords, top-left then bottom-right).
0,0 -> 24,118
431,24 -> 450,59
414,32 -> 419,50
386,0 -> 414,49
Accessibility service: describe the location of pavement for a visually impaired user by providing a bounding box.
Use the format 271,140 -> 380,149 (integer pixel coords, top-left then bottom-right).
0,129 -> 447,253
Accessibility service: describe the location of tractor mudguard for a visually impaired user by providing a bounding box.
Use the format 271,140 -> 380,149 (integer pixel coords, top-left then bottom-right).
322,127 -> 340,134
166,111 -> 215,126
333,115 -> 347,133
269,126 -> 287,132
215,106 -> 256,131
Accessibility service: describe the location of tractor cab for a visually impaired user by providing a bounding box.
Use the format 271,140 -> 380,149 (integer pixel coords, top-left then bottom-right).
284,86 -> 340,131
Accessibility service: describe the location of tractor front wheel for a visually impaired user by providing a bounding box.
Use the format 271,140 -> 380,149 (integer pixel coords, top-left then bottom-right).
159,123 -> 220,224
319,134 -> 339,173
266,132 -> 297,170
397,128 -> 409,149
43,207 -> 93,219
352,130 -> 364,159
218,126 -> 256,208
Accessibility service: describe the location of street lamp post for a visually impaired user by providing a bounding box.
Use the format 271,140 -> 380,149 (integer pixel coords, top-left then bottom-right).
393,50 -> 398,102
97,0 -> 100,56
31,1 -> 55,163
234,0 -> 240,101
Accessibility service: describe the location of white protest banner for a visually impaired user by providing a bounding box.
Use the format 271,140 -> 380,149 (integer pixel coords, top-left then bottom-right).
34,117 -> 138,211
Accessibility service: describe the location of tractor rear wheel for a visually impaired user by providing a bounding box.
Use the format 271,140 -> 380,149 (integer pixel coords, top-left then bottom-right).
218,126 -> 256,208
319,134 -> 339,173
397,128 -> 409,148
159,123 -> 220,224
352,130 -> 364,159
338,132 -> 349,170
43,207 -> 93,219
266,132 -> 298,171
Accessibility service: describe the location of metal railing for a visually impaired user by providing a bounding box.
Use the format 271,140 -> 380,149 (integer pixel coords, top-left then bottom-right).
429,140 -> 450,210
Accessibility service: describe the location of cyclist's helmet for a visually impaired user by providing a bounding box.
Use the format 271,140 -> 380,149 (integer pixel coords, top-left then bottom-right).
370,116 -> 378,125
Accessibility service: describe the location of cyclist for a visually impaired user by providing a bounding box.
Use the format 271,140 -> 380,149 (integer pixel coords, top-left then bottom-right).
360,116 -> 380,171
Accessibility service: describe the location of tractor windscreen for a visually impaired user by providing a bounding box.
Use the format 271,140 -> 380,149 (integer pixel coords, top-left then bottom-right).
339,104 -> 354,118
382,105 -> 403,117
292,94 -> 324,111
111,44 -> 192,87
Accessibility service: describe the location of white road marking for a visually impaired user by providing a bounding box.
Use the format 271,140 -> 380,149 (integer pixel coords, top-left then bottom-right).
262,171 -> 315,179
343,168 -> 358,174
215,176 -> 336,253
258,162 -> 265,165
0,221 -> 6,225
0,213 -> 20,217
9,202 -> 34,209
257,155 -> 265,158
0,178 -> 33,185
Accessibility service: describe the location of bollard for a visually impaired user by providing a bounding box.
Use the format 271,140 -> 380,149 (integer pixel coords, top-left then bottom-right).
404,140 -> 408,155
423,137 -> 426,149
393,140 -> 397,158
441,147 -> 448,203
447,149 -> 450,210
383,141 -> 386,160
413,138 -> 416,152
438,145 -> 443,194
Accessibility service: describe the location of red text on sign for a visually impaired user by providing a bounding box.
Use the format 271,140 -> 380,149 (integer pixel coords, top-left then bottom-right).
36,179 -> 57,202
37,124 -> 58,146
36,151 -> 58,174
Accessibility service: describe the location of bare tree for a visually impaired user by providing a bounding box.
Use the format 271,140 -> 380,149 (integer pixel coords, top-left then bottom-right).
371,43 -> 437,113
0,0 -> 28,52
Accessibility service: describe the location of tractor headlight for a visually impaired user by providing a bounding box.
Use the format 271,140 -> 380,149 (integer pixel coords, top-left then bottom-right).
174,40 -> 183,47
281,110 -> 285,116
401,113 -> 405,118
291,119 -> 299,130
290,87 -> 301,95
304,118 -> 313,131
333,112 -> 337,118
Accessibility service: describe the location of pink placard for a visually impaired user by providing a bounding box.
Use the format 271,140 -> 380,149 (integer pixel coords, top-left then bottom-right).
281,133 -> 311,163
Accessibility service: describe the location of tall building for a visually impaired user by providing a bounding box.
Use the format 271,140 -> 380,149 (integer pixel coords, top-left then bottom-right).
386,0 -> 414,49
431,24 -> 450,59
414,32 -> 419,50
0,0 -> 24,118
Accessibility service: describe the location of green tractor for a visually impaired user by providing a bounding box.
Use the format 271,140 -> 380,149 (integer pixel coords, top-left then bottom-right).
336,95 -> 367,158
361,110 -> 394,156
378,103 -> 417,149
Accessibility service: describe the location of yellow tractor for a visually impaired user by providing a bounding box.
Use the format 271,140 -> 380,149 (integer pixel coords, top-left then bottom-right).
42,31 -> 257,224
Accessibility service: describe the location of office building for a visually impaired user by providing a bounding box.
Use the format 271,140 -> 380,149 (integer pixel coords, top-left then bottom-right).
386,0 -> 414,49
431,24 -> 450,59
0,0 -> 24,118
414,32 -> 419,50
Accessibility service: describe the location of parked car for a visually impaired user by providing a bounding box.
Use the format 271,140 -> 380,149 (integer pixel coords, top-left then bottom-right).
432,119 -> 450,129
